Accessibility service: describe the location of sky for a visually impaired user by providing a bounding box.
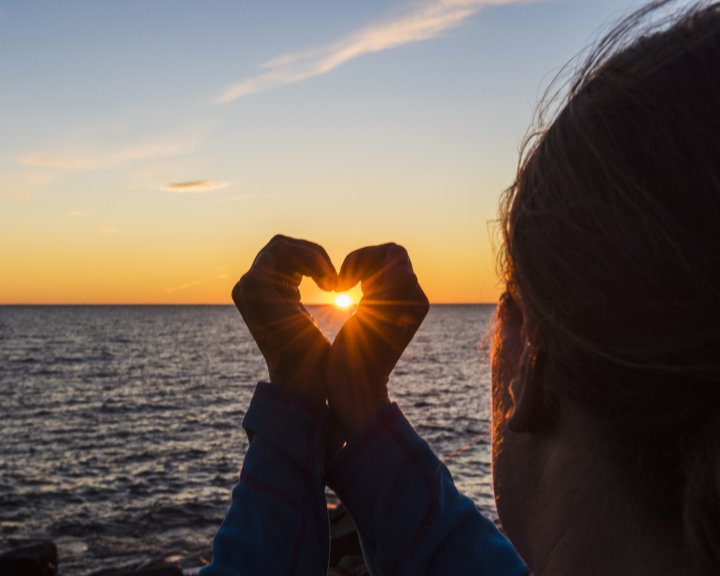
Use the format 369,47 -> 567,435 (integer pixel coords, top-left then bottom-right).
0,0 -> 657,304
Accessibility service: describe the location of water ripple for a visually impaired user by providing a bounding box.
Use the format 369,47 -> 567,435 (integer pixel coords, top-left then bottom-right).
0,304 -> 496,574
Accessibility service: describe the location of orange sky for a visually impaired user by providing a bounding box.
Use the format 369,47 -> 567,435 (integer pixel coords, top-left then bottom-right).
0,1 -> 637,304
0,227 -> 503,304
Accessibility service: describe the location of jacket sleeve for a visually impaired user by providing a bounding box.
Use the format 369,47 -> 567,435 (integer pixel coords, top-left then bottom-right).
200,382 -> 330,576
327,403 -> 529,576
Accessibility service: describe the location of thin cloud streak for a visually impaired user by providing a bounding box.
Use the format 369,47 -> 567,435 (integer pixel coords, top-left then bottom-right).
217,0 -> 523,102
163,179 -> 230,193
16,138 -> 200,172
222,193 -> 270,202
0,171 -> 56,198
5,134 -> 203,197
165,280 -> 203,293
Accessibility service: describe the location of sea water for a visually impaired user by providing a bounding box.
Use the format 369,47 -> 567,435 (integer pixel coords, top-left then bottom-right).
0,304 -> 496,574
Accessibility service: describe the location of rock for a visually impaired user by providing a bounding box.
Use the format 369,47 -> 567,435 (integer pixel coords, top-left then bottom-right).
329,503 -> 368,575
87,558 -> 182,576
329,504 -> 362,565
337,554 -> 370,575
0,540 -> 58,576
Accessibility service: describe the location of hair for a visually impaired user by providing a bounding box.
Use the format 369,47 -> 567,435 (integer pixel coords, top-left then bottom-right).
498,1 -> 720,573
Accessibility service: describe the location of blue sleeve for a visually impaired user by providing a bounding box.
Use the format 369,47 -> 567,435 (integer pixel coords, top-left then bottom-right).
200,382 -> 330,576
327,403 -> 529,576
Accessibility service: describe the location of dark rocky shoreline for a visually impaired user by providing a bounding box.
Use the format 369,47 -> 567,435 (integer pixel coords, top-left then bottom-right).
0,505 -> 369,576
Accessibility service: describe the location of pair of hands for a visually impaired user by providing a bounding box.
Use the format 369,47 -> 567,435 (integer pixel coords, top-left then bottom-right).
232,235 -> 429,439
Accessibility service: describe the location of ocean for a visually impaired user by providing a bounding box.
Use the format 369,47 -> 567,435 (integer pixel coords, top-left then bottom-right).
0,304 -> 497,575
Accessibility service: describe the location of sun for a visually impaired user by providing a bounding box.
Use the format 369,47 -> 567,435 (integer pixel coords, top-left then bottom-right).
334,294 -> 353,309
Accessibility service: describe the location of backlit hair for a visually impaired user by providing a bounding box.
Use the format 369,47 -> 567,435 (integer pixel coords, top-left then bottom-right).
499,2 -> 720,573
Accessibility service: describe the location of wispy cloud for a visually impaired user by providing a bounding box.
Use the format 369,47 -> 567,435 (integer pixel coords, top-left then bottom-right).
217,0 -> 519,102
162,179 -> 230,193
67,210 -> 85,217
5,133 -> 203,197
165,280 -> 203,293
0,171 -> 56,198
219,193 -> 270,203
216,265 -> 230,280
16,137 -> 199,172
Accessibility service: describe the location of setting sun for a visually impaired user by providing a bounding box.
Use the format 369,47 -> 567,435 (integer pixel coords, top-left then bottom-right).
335,294 -> 353,309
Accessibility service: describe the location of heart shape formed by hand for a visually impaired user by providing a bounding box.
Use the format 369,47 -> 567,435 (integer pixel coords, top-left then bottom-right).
232,235 -> 429,399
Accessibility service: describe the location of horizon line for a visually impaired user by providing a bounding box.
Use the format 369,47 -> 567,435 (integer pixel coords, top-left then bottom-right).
0,301 -> 497,306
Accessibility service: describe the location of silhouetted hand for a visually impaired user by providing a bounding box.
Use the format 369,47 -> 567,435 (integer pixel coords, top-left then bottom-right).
232,235 -> 337,400
327,244 -> 429,438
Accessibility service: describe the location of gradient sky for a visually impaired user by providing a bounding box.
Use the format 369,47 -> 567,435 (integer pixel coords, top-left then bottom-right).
0,0 -> 659,304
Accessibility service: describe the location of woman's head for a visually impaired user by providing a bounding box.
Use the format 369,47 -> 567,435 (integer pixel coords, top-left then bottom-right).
493,2 -> 720,573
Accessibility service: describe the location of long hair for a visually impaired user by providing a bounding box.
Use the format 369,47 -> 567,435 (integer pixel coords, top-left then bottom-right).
499,2 -> 720,573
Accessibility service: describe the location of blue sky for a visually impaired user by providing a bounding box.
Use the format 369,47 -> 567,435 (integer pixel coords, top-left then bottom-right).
0,0 -> 662,303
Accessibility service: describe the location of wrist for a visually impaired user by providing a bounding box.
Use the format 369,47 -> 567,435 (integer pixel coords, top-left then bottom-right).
268,367 -> 327,402
330,393 -> 391,439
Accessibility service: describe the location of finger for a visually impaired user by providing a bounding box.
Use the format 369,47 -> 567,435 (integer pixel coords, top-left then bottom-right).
337,243 -> 418,299
336,244 -> 395,292
233,270 -> 329,348
285,237 -> 336,284
233,236 -> 336,328
343,245 -> 429,336
264,236 -> 337,290
383,244 -> 418,294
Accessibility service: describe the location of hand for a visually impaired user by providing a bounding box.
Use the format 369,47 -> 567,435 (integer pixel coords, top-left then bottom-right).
232,235 -> 337,399
327,244 -> 429,438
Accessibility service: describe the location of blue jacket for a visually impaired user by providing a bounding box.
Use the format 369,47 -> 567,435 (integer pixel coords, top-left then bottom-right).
200,382 -> 528,576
